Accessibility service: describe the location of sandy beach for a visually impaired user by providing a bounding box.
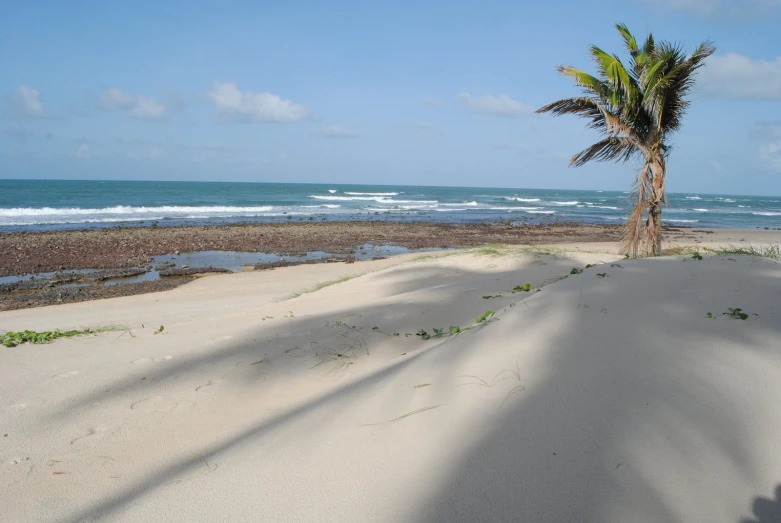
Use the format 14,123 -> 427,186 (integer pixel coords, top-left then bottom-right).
2,231 -> 781,522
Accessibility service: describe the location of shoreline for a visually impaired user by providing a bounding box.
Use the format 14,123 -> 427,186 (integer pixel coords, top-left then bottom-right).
1,221 -> 628,277
2,221 -> 779,311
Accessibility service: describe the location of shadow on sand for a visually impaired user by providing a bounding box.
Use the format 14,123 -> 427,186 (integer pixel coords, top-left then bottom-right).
33,254 -> 781,523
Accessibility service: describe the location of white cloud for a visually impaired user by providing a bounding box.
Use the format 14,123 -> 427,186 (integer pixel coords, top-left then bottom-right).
458,93 -> 534,117
760,141 -> 781,169
11,85 -> 44,117
207,82 -> 308,123
99,88 -> 170,120
643,0 -> 781,17
698,54 -> 781,99
321,125 -> 357,138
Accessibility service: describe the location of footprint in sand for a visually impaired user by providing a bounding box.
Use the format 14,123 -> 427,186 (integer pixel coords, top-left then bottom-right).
71,427 -> 107,446
131,355 -> 173,364
130,396 -> 180,413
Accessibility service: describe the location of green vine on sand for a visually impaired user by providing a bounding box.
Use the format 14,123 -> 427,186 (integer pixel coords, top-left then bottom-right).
1,327 -> 119,348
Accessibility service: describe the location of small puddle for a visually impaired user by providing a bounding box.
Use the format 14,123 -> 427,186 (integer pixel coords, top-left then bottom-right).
2,244 -> 442,289
0,269 -> 103,286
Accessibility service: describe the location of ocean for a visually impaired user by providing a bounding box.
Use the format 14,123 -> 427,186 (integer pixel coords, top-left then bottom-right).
1,179 -> 780,232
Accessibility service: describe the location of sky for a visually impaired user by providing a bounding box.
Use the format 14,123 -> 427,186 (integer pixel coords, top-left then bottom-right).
1,0 -> 780,195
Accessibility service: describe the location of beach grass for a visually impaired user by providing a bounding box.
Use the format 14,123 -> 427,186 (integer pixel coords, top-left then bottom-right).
705,244 -> 780,259
286,274 -> 362,299
663,243 -> 780,260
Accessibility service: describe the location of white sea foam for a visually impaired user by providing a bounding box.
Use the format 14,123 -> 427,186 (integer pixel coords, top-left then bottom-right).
692,208 -> 709,212
487,206 -> 541,211
665,219 -> 700,223
505,197 -> 541,202
685,196 -> 701,200
552,201 -> 579,206
753,212 -> 781,216
0,205 -> 275,217
344,192 -> 400,196
310,195 -> 389,202
310,195 -> 433,204
2,217 -> 169,226
529,210 -> 556,214
0,205 -> 299,226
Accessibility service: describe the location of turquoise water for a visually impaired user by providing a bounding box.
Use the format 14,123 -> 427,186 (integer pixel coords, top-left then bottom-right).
1,179 -> 779,231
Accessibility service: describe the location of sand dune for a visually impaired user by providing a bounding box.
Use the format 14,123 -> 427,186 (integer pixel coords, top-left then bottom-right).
2,246 -> 781,522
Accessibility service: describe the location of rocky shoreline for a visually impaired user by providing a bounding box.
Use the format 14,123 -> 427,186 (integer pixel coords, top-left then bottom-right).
0,220 -> 657,311
0,221 -> 626,277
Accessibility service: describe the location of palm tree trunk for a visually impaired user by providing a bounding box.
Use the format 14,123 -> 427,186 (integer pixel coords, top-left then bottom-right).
646,157 -> 666,255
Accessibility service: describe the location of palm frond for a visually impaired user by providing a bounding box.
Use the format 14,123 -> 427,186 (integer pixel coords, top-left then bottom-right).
570,137 -> 640,167
615,24 -> 646,79
643,34 -> 655,55
555,66 -> 615,103
589,46 -> 639,105
643,40 -> 715,135
536,96 -> 637,139
616,23 -> 638,54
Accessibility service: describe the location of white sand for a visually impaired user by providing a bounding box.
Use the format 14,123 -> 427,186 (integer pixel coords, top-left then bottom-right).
2,243 -> 781,522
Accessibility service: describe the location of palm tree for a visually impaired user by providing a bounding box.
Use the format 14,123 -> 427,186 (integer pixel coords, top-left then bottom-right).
536,24 -> 715,256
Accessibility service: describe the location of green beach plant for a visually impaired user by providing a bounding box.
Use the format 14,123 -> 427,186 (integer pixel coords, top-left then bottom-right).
1,326 -> 122,348
475,310 -> 495,323
725,307 -> 749,320
537,24 -> 715,256
416,310 -> 496,342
